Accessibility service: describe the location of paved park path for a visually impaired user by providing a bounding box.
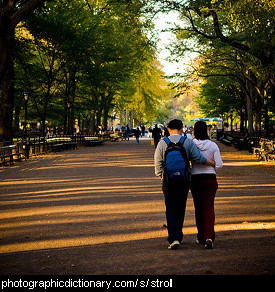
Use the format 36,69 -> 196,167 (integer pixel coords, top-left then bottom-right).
0,137 -> 274,275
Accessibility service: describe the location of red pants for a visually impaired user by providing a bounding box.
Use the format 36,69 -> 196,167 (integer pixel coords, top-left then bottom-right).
191,175 -> 218,243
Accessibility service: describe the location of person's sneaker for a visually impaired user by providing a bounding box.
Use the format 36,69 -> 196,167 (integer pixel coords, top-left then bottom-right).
168,240 -> 180,250
205,239 -> 214,249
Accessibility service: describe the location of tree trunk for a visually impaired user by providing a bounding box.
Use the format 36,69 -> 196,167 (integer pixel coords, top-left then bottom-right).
271,81 -> 275,114
63,101 -> 67,135
0,1 -> 49,82
0,3 -> 11,84
0,0 -> 49,140
42,117 -> 46,137
13,103 -> 21,134
245,79 -> 254,137
254,93 -> 261,136
0,32 -> 14,141
90,110 -> 95,134
240,110 -> 245,135
103,107 -> 109,130
96,110 -> 102,130
68,69 -> 76,135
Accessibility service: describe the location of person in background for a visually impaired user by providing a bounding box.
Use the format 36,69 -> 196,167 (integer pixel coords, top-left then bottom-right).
134,126 -> 141,144
125,124 -> 130,141
141,124 -> 145,137
163,124 -> 170,138
152,124 -> 162,148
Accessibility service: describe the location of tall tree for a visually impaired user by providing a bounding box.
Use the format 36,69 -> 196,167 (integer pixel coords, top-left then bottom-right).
152,0 -> 275,134
0,0 -> 49,140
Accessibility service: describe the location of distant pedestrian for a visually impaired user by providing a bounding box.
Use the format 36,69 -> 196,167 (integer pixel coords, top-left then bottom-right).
191,121 -> 223,249
134,126 -> 141,144
163,125 -> 169,137
125,125 -> 130,141
141,125 -> 145,137
152,124 -> 162,148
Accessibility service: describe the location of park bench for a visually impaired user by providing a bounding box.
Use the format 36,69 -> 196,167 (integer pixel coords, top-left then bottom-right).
59,137 -> 77,150
248,137 -> 261,153
252,139 -> 275,162
46,138 -> 63,152
219,135 -> 232,146
229,136 -> 247,150
267,152 -> 275,161
252,138 -> 265,157
46,137 -> 77,152
84,136 -> 104,146
235,138 -> 247,150
259,140 -> 274,162
0,145 -> 24,166
264,141 -> 275,162
219,134 -> 246,150
110,133 -> 120,142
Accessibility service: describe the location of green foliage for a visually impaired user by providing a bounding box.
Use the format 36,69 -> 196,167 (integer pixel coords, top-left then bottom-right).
152,0 -> 275,133
13,0 -> 171,132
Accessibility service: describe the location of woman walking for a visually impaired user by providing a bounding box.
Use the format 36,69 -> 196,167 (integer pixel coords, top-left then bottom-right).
191,121 -> 223,249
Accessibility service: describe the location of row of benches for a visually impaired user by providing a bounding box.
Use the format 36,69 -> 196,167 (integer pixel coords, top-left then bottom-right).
219,135 -> 275,162
43,136 -> 108,151
0,135 -> 110,166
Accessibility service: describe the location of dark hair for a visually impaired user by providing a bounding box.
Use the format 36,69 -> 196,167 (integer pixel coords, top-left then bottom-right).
194,121 -> 209,140
167,119 -> 183,130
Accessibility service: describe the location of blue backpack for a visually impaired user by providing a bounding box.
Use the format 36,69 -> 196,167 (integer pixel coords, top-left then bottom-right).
163,136 -> 189,182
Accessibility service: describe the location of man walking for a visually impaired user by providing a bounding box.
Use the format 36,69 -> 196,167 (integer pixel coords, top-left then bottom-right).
154,119 -> 215,249
152,124 -> 162,148
134,126 -> 141,144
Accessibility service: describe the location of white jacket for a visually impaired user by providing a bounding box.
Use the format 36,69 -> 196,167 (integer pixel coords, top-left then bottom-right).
191,139 -> 223,175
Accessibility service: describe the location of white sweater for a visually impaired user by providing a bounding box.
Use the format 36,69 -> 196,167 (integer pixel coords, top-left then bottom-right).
191,139 -> 223,175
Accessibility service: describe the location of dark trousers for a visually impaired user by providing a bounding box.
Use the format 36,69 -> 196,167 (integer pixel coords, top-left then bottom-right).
162,179 -> 189,244
191,175 -> 218,242
154,138 -> 160,148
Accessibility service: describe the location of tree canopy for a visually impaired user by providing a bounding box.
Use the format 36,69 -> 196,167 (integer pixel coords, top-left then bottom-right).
0,0 -> 175,139
149,0 -> 275,136
1,0 -> 274,139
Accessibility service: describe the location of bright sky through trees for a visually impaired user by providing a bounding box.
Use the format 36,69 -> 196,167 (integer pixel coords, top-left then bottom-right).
153,11 -> 197,77
153,12 -> 181,76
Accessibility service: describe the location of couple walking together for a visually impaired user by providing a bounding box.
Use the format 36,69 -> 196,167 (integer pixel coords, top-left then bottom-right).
154,119 -> 223,250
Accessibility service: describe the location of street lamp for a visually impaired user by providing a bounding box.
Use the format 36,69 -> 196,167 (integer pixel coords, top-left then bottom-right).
23,92 -> 29,138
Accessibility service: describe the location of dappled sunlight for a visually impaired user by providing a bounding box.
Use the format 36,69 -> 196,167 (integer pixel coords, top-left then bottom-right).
0,189 -> 274,254
0,220 -> 273,254
223,161 -> 273,166
0,199 -> 164,219
218,183 -> 275,189
31,161 -> 154,170
0,140 -> 274,271
1,184 -> 161,198
0,230 -> 167,254
0,176 -> 160,187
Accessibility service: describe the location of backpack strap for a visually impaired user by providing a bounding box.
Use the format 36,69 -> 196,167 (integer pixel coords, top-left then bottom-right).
164,136 -> 187,146
178,135 -> 189,170
163,137 -> 171,146
179,135 -> 187,145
